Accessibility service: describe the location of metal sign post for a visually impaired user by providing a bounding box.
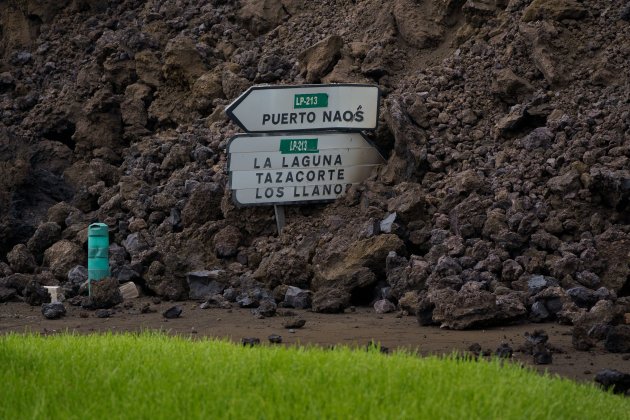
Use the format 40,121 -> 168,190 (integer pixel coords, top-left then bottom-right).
274,205 -> 286,234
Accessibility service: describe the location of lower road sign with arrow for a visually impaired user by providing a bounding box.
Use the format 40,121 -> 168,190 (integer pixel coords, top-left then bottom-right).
227,132 -> 385,206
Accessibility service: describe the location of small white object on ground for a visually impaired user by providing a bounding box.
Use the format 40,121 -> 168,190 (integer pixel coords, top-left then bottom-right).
119,282 -> 139,300
43,286 -> 61,303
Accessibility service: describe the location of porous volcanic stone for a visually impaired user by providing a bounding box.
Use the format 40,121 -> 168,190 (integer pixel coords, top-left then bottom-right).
42,302 -> 66,319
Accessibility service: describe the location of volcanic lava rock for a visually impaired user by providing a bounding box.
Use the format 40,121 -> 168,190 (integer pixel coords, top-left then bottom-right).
416,295 -> 437,326
572,300 -> 616,351
42,302 -> 66,319
241,337 -> 261,347
96,309 -> 112,318
392,0 -> 443,48
312,288 -> 351,314
27,222 -> 62,258
1,0 -> 629,339
284,286 -> 312,310
200,294 -> 232,310
533,347 -> 553,365
24,281 -> 50,306
268,334 -> 282,344
163,35 -> 207,85
213,226 -> 242,258
1,274 -> 31,295
0,286 -> 16,302
594,369 -> 630,395
312,234 -> 405,299
576,271 -> 601,289
114,266 -> 140,284
254,249 -> 312,290
429,282 -> 526,329
468,343 -> 483,357
387,184 -> 428,224
566,287 -> 599,309
527,275 -> 558,296
187,270 -> 226,300
518,329 -> 549,354
238,0 -> 287,35
492,68 -> 534,103
594,229 -> 630,294
0,263 -> 11,277
43,240 -> 85,280
252,298 -> 277,318
122,233 -> 150,258
7,244 -> 37,273
373,299 -> 397,314
518,329 -> 554,364
604,326 -> 630,353
82,277 -> 123,310
162,306 -> 183,319
298,35 -> 343,83
65,265 -> 88,297
522,0 -> 588,22
530,301 -> 550,322
380,213 -> 397,234
495,343 -> 513,359
531,286 -> 570,321
236,285 -> 272,309
181,183 -> 223,227
283,318 -> 306,329
398,291 -> 421,315
0,72 -> 15,92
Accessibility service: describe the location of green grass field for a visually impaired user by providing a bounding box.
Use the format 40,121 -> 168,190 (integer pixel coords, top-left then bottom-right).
1,333 -> 627,419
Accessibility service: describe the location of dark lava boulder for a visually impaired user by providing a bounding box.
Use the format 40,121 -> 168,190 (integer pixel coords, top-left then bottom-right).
312,288 -> 351,314
41,302 -> 66,319
595,369 -> 630,395
313,234 -> 405,299
27,222 -> 62,258
373,299 -> 397,314
604,326 -> 630,353
213,225 -> 242,258
64,265 -> 88,298
186,270 -> 226,300
429,282 -> 526,329
572,300 -> 620,351
24,281 -> 50,306
82,277 -> 123,310
0,286 -> 17,302
284,286 -> 312,309
43,240 -> 85,280
252,298 -> 277,317
163,305 -> 183,319
7,244 -> 37,273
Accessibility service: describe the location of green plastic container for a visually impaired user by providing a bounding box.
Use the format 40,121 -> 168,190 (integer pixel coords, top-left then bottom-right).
88,223 -> 110,286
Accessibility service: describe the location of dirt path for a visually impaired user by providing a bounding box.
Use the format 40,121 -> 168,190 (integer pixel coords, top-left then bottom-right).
1,298 -> 627,383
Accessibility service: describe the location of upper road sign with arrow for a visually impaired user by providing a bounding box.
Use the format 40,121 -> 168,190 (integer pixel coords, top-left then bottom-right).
225,84 -> 379,133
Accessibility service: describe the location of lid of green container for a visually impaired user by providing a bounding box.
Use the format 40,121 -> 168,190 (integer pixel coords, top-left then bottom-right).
88,223 -> 109,235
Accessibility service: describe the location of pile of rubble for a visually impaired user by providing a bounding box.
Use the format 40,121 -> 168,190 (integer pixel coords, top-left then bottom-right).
0,1 -> 628,352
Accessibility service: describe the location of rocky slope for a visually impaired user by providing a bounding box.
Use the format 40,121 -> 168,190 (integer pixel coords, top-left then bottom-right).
1,0 -> 629,350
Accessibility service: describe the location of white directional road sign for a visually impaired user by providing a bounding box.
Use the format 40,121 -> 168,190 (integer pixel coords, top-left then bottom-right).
225,84 -> 379,133
227,132 -> 385,205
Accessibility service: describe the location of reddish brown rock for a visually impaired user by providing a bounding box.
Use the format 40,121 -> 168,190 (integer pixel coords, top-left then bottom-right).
43,240 -> 85,280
